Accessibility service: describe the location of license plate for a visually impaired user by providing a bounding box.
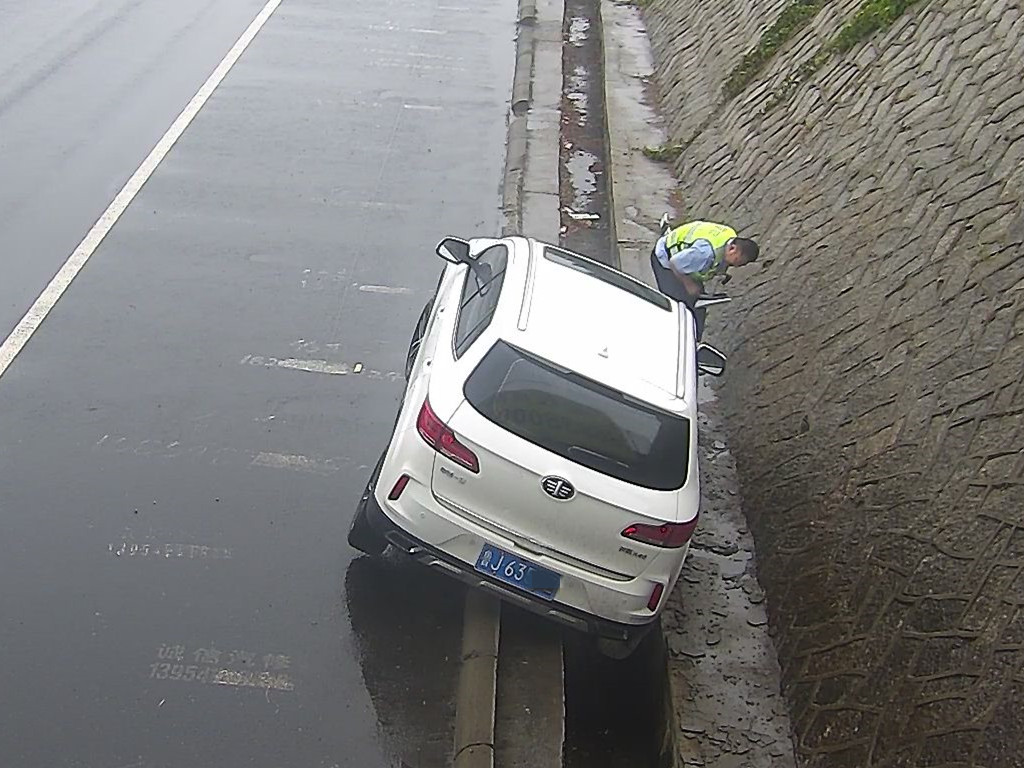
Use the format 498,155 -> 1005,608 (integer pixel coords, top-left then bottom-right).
474,543 -> 560,600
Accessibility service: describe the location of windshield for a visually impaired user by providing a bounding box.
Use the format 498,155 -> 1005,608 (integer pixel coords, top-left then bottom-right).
463,341 -> 690,490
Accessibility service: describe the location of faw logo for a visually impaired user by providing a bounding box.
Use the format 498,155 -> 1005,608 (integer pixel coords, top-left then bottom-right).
541,475 -> 575,501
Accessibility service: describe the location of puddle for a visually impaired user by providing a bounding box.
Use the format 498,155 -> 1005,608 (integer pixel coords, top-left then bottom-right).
566,65 -> 589,122
568,16 -> 590,46
566,150 -> 597,210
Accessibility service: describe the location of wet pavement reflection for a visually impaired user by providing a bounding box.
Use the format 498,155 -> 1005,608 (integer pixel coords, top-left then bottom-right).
345,556 -> 466,767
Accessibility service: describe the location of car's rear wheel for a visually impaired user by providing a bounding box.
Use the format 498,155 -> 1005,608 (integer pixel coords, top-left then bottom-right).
348,454 -> 389,557
348,502 -> 387,556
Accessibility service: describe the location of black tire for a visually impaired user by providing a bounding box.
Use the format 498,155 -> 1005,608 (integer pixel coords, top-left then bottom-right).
348,454 -> 388,556
405,299 -> 434,381
348,502 -> 387,556
404,334 -> 419,381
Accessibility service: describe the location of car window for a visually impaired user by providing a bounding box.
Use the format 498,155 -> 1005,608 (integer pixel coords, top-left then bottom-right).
454,245 -> 508,358
464,341 -> 690,490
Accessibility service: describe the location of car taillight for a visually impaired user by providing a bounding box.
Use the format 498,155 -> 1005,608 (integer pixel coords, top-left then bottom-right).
416,399 -> 480,473
621,517 -> 698,548
388,474 -> 410,500
647,583 -> 665,612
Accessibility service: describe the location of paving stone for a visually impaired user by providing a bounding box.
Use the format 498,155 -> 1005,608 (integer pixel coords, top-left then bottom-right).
719,558 -> 749,580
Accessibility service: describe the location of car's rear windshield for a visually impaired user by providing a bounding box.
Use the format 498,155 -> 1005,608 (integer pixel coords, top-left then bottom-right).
463,341 -> 689,490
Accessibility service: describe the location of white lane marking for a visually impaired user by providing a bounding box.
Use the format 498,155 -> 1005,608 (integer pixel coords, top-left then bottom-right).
0,0 -> 283,381
251,452 -> 340,475
375,60 -> 468,73
365,49 -> 462,62
368,24 -> 448,34
240,354 -> 401,381
94,431 -> 351,474
357,200 -> 409,210
358,284 -> 413,294
320,198 -> 409,211
348,102 -> 442,114
249,356 -> 351,375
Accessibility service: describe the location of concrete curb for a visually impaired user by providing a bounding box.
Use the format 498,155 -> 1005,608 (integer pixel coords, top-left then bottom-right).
502,0 -> 537,235
453,1 -> 540,763
501,116 -> 528,236
593,0 -> 620,269
453,592 -> 501,768
511,0 -> 536,116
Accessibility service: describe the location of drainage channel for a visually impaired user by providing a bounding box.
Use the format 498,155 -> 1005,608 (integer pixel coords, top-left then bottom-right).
559,0 -> 615,265
558,0 -> 663,765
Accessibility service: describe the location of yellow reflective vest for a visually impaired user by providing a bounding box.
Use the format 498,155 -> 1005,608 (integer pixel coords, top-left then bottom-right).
665,221 -> 736,282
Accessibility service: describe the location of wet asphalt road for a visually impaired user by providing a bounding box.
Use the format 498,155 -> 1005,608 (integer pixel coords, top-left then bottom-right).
0,1 -> 516,765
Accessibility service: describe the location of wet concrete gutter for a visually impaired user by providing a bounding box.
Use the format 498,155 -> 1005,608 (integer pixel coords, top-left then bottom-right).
600,2 -> 799,766
559,0 -> 616,265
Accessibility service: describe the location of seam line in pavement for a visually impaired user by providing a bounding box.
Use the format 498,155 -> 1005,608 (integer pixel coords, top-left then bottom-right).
0,0 -> 283,381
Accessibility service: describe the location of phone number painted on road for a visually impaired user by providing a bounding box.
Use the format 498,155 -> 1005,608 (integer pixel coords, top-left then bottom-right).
150,644 -> 294,692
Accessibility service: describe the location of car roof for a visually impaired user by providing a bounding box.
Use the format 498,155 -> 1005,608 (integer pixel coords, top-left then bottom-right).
493,237 -> 689,408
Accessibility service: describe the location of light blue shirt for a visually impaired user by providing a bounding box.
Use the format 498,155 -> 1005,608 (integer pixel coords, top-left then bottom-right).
654,235 -> 716,275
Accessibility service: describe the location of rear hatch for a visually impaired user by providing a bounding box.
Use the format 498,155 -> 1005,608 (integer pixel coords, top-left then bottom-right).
430,340 -> 691,579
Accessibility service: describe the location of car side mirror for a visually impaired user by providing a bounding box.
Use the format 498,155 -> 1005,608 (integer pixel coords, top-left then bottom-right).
696,343 -> 727,377
436,237 -> 471,264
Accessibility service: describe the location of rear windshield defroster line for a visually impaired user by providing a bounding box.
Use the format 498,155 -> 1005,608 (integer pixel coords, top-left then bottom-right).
463,341 -> 690,490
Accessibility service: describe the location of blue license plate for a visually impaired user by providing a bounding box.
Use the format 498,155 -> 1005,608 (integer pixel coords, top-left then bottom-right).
474,544 -> 560,600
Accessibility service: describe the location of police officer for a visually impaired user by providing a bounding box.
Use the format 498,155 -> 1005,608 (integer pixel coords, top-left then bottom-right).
651,220 -> 759,338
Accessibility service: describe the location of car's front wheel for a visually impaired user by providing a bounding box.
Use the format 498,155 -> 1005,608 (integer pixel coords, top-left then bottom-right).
405,298 -> 434,381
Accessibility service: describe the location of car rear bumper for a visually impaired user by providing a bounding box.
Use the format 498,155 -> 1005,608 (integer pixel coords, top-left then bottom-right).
363,496 -> 656,647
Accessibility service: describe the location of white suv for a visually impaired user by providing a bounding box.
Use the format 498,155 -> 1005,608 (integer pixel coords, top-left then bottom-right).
349,236 -> 727,655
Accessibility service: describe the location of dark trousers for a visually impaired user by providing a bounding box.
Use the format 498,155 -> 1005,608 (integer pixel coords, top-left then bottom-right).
650,250 -> 706,339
